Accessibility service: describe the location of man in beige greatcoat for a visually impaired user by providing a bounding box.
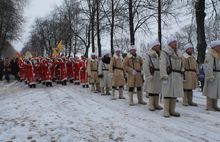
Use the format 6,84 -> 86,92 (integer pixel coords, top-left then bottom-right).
123,46 -> 147,106
182,43 -> 198,106
87,53 -> 100,93
109,48 -> 126,100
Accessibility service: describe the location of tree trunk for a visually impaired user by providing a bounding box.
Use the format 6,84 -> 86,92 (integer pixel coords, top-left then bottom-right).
195,0 -> 207,64
96,0 -> 102,57
129,0 -> 135,46
110,0 -> 114,55
158,0 -> 162,49
91,0 -> 95,53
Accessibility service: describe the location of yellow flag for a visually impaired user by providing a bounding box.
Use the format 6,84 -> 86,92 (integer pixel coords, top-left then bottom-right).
52,48 -> 59,57
57,40 -> 63,53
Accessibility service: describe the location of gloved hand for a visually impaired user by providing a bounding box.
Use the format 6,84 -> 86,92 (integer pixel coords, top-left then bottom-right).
132,70 -> 137,75
146,75 -> 153,80
98,74 -> 103,78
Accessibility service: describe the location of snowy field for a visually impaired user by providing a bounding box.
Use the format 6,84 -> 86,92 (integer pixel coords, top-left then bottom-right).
0,80 -> 220,142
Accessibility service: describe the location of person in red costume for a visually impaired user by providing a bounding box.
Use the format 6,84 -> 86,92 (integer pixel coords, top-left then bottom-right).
41,58 -> 53,87
66,57 -> 74,83
26,59 -> 36,88
59,57 -> 67,86
79,56 -> 89,88
73,57 -> 81,85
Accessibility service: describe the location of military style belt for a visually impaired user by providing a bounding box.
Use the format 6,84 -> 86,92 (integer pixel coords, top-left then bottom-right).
172,69 -> 183,74
185,69 -> 196,72
91,70 -> 97,72
102,69 -> 109,71
113,67 -> 124,71
154,68 -> 160,71
213,69 -> 220,72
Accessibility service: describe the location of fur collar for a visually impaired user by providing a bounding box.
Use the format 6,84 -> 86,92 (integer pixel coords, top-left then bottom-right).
127,53 -> 140,59
148,49 -> 159,58
211,49 -> 220,59
183,52 -> 192,59
163,46 -> 182,58
113,54 -> 123,59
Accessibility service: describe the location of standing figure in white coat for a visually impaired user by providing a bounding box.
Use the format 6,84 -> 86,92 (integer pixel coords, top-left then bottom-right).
203,40 -> 220,111
143,40 -> 163,111
98,50 -> 112,95
160,37 -> 184,117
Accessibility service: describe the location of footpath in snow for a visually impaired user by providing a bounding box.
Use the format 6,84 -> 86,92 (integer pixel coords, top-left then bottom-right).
0,81 -> 220,142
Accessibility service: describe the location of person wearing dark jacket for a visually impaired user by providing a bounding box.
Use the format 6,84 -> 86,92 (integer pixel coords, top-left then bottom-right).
0,58 -> 4,81
4,57 -> 11,82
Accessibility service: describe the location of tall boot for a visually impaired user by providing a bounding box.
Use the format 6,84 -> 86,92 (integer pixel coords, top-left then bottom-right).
119,88 -> 125,99
101,87 -> 105,95
170,98 -> 180,117
188,91 -> 197,106
207,97 -> 215,111
90,84 -> 95,92
111,89 -> 116,100
106,87 -> 111,95
129,92 -> 134,106
95,83 -> 101,93
183,91 -> 189,106
137,91 -> 147,105
155,95 -> 163,110
213,99 -> 220,111
148,95 -> 155,111
163,98 -> 170,117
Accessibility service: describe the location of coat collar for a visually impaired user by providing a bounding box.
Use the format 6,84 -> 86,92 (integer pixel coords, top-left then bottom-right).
148,49 -> 159,58
211,49 -> 220,59
163,46 -> 182,58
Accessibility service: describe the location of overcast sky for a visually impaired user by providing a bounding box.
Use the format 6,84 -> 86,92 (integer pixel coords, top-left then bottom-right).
12,0 -> 63,51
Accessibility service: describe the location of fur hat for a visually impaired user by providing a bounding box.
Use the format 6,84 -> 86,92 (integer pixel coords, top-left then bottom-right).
148,40 -> 160,49
210,40 -> 220,49
184,43 -> 194,51
167,36 -> 178,45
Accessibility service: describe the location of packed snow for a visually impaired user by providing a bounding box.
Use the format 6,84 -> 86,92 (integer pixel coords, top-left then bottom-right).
0,81 -> 220,142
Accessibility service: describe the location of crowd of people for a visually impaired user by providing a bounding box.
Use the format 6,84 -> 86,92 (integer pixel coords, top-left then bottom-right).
1,36 -> 220,118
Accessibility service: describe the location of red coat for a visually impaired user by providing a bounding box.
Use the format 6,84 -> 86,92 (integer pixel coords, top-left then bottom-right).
66,60 -> 74,79
79,59 -> 88,84
26,62 -> 36,85
74,60 -> 81,81
34,62 -> 41,82
56,60 -> 67,81
41,60 -> 52,82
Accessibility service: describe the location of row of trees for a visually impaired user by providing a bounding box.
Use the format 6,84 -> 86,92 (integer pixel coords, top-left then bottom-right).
0,0 -> 26,57
21,0 -> 176,58
21,0 -> 220,63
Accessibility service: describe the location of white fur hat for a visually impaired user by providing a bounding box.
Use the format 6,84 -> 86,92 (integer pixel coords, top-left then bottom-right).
114,48 -> 121,52
210,40 -> 220,48
167,36 -> 178,45
148,40 -> 160,49
184,43 -> 194,51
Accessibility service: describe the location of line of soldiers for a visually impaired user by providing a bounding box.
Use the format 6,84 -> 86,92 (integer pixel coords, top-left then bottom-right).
12,37 -> 220,118
17,56 -> 89,88
87,37 -> 220,118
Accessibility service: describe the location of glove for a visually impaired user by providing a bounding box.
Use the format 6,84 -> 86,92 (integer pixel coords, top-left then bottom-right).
132,70 -> 137,75
146,75 -> 153,80
98,74 -> 103,78
207,76 -> 214,82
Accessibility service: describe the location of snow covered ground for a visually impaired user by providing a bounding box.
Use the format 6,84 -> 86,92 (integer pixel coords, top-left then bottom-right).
0,81 -> 220,142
